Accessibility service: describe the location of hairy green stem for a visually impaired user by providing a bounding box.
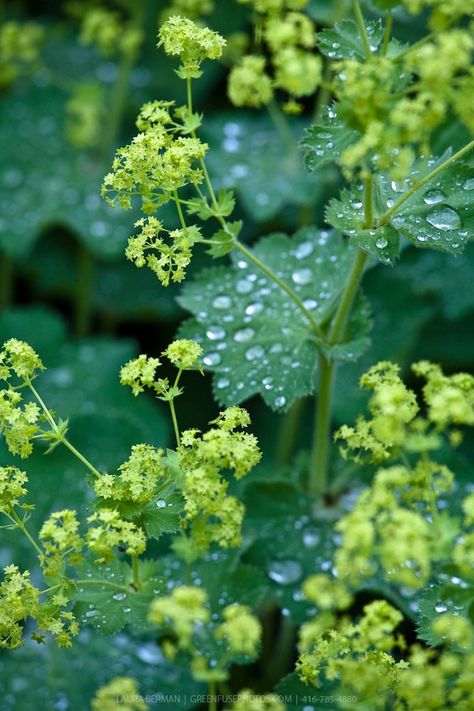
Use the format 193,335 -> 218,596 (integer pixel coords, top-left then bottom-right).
266,100 -> 297,154
363,174 -> 374,228
10,510 -> 43,557
328,249 -> 368,345
378,138 -> 474,226
309,355 -> 335,496
28,381 -> 103,477
131,554 -> 141,590
208,681 -> 217,711
173,189 -> 188,230
234,241 -> 324,340
352,0 -> 372,58
0,251 -> 13,311
382,10 -> 393,56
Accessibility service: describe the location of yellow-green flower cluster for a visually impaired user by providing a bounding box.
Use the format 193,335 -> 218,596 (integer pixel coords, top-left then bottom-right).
0,20 -> 44,87
39,509 -> 84,576
413,360 -> 474,429
126,217 -> 201,287
453,492 -> 474,576
35,601 -> 80,649
66,82 -> 104,149
401,0 -> 474,30
215,603 -> 262,657
149,585 -> 209,649
92,677 -> 148,711
86,509 -> 146,564
79,7 -> 143,58
297,600 -> 404,691
0,387 -> 42,458
335,466 -> 433,587
120,354 -> 161,396
225,689 -> 286,711
178,408 -> 260,550
0,565 -> 39,649
102,102 -> 208,213
302,573 -> 352,611
335,361 -> 419,463
163,339 -> 203,370
0,338 -> 44,382
432,613 -> 473,650
94,444 -> 167,505
0,466 -> 28,513
332,23 -> 474,177
228,2 -> 320,112
158,15 -> 226,78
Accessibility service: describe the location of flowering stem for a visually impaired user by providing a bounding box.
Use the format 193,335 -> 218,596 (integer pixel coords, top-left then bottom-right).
378,138 -> 474,226
309,244 -> 369,497
351,0 -> 372,58
10,510 -> 43,557
266,100 -> 297,155
131,554 -> 141,590
168,369 -> 182,447
173,189 -> 188,230
363,173 -> 374,228
27,381 -> 102,477
234,241 -> 324,341
382,11 -> 393,56
208,681 -> 217,711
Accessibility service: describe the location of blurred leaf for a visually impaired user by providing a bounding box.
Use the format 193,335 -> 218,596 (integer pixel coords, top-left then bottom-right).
0,82 -> 135,258
74,558 -> 164,635
0,629 -> 202,711
0,307 -> 67,362
242,481 -> 339,622
417,579 -> 474,647
179,228 -> 370,412
203,113 -> 322,222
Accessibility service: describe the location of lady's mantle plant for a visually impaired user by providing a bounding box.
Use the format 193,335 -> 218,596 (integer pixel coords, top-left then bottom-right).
2,1 -> 474,709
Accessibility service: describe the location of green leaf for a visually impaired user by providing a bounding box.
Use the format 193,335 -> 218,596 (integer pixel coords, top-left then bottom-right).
0,83 -> 140,258
381,155 -> 474,254
327,157 -> 474,262
140,489 -> 184,541
0,630 -> 203,711
208,220 -> 242,258
417,579 -> 474,647
317,19 -> 384,60
0,306 -> 67,363
326,187 -> 401,264
179,227 -> 370,411
302,105 -> 359,172
242,481 -> 338,622
73,558 -> 165,635
203,113 -> 322,222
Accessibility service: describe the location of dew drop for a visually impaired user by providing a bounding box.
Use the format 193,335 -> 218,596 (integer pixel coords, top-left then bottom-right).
291,268 -> 313,285
216,377 -> 230,389
234,328 -> 255,343
275,395 -> 287,408
245,345 -> 264,361
236,279 -> 253,294
423,189 -> 445,205
302,527 -> 321,548
212,295 -> 231,310
294,241 -> 314,259
267,560 -> 303,586
375,236 -> 388,249
435,602 -> 448,613
245,302 -> 264,316
203,352 -> 221,366
156,499 -> 167,509
303,298 -> 318,310
463,178 -> 474,190
426,206 -> 462,232
206,326 -> 226,340
112,592 -> 127,601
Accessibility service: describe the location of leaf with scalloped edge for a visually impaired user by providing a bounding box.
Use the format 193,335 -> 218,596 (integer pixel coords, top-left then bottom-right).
327,156 -> 474,262
178,227 -> 371,412
317,19 -> 384,60
73,558 -> 165,635
417,579 -> 474,647
302,104 -> 359,172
